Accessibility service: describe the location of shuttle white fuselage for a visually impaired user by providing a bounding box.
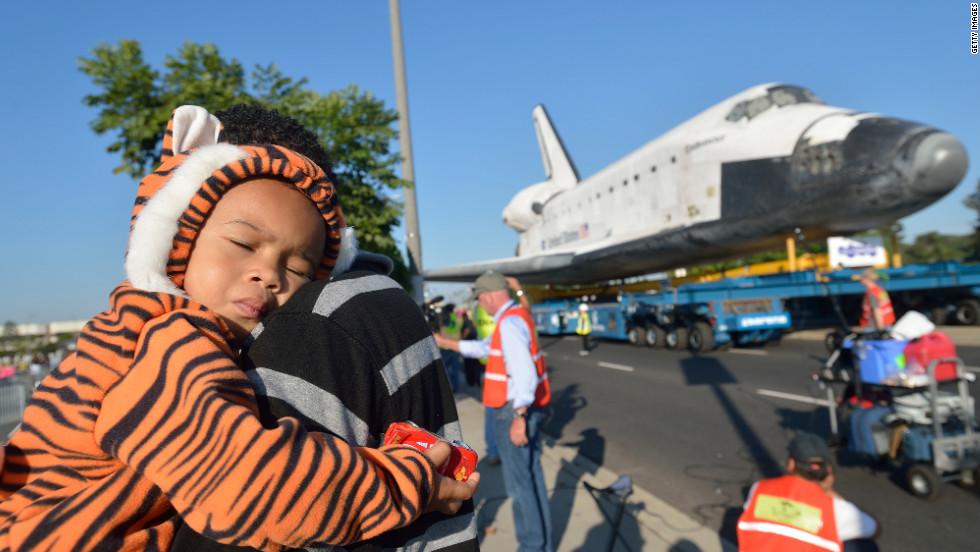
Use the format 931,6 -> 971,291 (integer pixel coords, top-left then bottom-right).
426,83 -> 968,285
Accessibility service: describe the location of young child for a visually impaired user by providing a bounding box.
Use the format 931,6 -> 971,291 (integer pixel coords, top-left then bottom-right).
166,104 -> 479,551
0,106 -> 478,551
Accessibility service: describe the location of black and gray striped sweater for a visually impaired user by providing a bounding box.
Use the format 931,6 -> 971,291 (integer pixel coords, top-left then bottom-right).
174,254 -> 479,552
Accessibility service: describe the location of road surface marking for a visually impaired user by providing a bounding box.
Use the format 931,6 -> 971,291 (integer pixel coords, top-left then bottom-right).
728,349 -> 768,356
756,389 -> 831,407
598,362 -> 635,372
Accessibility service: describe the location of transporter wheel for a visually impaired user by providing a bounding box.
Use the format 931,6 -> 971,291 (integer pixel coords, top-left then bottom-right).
688,321 -> 715,353
906,463 -> 942,501
954,298 -> 980,326
646,325 -> 666,349
929,306 -> 949,325
627,326 -> 644,346
667,327 -> 688,350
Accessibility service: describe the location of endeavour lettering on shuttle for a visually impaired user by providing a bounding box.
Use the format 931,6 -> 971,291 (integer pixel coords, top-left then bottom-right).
684,135 -> 725,154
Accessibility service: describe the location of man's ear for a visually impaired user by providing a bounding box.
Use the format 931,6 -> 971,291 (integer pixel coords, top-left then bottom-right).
786,457 -> 796,473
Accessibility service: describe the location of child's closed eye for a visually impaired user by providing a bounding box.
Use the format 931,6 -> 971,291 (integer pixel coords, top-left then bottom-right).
287,266 -> 313,280
231,240 -> 255,251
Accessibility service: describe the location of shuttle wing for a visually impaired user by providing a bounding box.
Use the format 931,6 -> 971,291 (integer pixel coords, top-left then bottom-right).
423,252 -> 575,283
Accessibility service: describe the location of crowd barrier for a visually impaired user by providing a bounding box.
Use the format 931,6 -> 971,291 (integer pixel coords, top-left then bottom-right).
0,379 -> 29,436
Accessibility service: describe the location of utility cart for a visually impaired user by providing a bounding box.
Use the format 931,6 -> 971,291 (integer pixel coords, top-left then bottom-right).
817,334 -> 980,500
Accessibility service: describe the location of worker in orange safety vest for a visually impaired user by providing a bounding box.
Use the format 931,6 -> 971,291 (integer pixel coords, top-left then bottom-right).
434,271 -> 552,552
738,433 -> 881,552
858,268 -> 895,332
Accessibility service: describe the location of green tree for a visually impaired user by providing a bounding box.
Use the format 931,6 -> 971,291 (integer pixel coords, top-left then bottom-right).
78,40 -> 411,288
903,231 -> 970,264
964,178 -> 980,262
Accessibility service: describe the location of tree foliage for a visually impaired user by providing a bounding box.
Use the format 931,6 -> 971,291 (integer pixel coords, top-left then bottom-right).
902,232 -> 974,264
964,178 -> 980,262
78,40 -> 411,288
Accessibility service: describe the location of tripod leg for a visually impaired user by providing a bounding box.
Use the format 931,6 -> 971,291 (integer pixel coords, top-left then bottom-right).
605,497 -> 628,552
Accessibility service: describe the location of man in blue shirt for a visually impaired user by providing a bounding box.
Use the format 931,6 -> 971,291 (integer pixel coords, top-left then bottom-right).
435,271 -> 553,552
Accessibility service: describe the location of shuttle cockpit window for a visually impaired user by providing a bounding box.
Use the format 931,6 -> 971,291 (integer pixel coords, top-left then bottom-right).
725,85 -> 824,122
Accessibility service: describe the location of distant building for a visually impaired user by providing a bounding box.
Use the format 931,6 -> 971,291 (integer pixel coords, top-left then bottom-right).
11,321 -> 87,338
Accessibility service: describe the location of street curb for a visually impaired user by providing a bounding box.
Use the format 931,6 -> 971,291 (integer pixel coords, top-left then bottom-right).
541,437 -> 738,552
782,325 -> 977,348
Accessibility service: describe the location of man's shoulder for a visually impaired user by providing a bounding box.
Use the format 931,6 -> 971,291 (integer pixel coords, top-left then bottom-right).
831,495 -> 864,517
499,306 -> 533,327
280,270 -> 409,313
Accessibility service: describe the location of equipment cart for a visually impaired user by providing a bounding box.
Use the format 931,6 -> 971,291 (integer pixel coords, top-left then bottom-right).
817,335 -> 980,500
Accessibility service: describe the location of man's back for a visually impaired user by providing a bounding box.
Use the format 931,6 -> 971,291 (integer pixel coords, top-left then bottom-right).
173,256 -> 479,551
738,475 -> 839,552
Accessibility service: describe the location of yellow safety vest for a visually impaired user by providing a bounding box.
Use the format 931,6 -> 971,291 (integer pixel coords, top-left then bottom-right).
475,306 -> 495,366
576,309 -> 592,335
442,312 -> 461,337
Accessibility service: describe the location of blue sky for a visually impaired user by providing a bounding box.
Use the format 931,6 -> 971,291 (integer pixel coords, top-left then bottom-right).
1,1 -> 977,323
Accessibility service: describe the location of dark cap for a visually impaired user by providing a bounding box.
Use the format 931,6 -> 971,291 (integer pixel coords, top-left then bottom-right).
788,433 -> 831,476
468,271 -> 508,302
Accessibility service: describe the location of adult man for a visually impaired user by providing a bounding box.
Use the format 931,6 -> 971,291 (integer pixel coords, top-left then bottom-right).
477,276 -> 530,466
576,302 -> 592,355
737,433 -> 881,552
435,271 -> 553,552
859,268 -> 895,333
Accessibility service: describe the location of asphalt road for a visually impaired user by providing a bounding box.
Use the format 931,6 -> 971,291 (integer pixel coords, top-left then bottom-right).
2,330 -> 976,550
538,332 -> 980,552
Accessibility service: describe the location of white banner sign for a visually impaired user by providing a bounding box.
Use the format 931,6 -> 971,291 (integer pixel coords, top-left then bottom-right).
827,236 -> 887,268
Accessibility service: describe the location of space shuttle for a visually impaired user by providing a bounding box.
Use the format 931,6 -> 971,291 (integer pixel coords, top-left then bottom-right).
424,83 -> 968,285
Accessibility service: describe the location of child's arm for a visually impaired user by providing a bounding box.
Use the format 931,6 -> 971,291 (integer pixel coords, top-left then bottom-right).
94,312 -> 468,549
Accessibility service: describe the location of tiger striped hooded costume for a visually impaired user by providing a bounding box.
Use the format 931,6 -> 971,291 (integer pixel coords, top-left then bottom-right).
0,107 -> 438,551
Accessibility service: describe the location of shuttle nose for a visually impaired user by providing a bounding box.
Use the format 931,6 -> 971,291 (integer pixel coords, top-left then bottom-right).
910,131 -> 968,195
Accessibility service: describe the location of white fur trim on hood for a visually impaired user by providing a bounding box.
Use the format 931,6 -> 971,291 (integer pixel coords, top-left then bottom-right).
125,144 -> 248,296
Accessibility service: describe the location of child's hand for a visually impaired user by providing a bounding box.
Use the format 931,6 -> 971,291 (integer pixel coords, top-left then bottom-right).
422,441 -> 481,515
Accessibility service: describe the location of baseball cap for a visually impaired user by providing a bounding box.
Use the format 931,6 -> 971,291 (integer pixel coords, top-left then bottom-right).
468,271 -> 508,302
788,433 -> 831,477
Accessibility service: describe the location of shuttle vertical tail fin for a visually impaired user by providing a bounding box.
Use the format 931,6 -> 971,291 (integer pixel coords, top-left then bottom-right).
533,104 -> 580,188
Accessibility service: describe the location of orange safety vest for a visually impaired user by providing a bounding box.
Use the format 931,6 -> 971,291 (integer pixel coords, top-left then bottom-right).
483,305 -> 551,409
737,475 -> 841,552
859,284 -> 895,327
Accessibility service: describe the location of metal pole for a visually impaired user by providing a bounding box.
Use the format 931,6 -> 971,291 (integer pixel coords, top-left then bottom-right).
389,0 -> 424,304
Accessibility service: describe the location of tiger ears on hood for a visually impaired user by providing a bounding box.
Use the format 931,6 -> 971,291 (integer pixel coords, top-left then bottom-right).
144,105 -> 357,282
161,106 -> 224,164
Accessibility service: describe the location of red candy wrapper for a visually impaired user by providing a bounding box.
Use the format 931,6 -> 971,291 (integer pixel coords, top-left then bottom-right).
383,421 -> 478,481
